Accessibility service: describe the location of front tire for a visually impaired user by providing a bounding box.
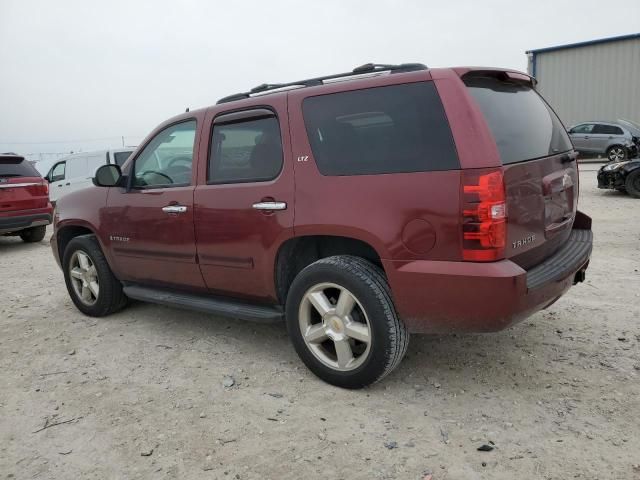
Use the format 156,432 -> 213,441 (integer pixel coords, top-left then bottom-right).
19,225 -> 46,243
285,256 -> 408,389
607,145 -> 627,162
62,235 -> 128,316
625,171 -> 640,198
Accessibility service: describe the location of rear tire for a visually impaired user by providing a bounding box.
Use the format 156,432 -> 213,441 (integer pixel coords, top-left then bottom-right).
62,235 -> 128,316
606,145 -> 627,162
285,255 -> 409,389
625,171 -> 640,198
19,225 -> 46,243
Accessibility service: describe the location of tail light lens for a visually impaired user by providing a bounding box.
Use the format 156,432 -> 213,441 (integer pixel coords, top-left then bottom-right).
24,180 -> 49,199
461,169 -> 506,261
40,180 -> 49,197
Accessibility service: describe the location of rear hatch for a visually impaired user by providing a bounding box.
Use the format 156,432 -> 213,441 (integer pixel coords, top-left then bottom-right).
0,155 -> 50,214
463,72 -> 577,269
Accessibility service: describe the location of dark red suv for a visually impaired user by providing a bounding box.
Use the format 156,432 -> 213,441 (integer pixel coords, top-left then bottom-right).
1,154 -> 52,243
51,63 -> 593,388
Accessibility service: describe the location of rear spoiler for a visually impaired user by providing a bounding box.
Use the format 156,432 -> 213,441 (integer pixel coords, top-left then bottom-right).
0,154 -> 26,164
454,67 -> 537,86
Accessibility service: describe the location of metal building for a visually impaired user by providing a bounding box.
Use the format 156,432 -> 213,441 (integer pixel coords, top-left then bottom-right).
526,33 -> 640,127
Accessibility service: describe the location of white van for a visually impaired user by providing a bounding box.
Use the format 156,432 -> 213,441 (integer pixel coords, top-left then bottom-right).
45,148 -> 133,203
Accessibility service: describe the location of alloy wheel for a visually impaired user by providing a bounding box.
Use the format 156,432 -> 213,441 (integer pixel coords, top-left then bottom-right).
69,251 -> 100,306
298,282 -> 372,371
608,147 -> 625,162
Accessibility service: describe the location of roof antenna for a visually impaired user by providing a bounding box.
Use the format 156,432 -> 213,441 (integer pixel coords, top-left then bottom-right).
185,107 -> 190,112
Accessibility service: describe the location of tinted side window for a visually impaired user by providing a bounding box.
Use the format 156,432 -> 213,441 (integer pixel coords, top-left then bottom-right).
302,82 -> 459,176
133,121 -> 196,188
593,124 -> 608,134
464,75 -> 572,164
209,116 -> 283,183
0,157 -> 41,177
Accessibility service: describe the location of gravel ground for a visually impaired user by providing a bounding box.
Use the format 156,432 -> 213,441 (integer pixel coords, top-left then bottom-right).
1,165 -> 639,480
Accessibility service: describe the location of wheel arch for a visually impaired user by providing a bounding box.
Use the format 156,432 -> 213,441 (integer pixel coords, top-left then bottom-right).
56,222 -> 104,265
274,234 -> 386,304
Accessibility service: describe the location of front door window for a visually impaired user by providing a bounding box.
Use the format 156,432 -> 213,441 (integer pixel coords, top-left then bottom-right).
133,121 -> 196,188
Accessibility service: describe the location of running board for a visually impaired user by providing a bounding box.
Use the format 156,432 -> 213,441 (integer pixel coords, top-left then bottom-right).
122,284 -> 284,323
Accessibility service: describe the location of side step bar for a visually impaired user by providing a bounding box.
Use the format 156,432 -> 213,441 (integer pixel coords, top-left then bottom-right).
122,284 -> 284,323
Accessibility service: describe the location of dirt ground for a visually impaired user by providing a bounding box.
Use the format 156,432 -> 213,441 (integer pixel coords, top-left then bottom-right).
1,164 -> 639,480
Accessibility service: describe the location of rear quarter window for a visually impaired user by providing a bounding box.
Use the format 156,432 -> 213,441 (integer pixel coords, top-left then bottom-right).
464,75 -> 572,164
0,157 -> 41,177
302,82 -> 459,176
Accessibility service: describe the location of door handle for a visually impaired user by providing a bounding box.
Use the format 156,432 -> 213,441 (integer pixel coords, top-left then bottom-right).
162,205 -> 187,214
252,201 -> 287,211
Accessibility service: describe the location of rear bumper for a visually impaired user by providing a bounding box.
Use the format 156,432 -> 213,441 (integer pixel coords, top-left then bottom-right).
0,206 -> 53,234
384,221 -> 593,334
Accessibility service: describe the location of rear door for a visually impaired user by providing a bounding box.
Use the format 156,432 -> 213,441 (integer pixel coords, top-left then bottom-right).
463,73 -> 577,269
193,99 -> 294,302
0,156 -> 48,215
592,124 -> 619,153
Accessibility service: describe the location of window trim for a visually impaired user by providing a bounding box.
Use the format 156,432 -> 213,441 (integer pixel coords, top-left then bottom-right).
206,107 -> 284,185
48,161 -> 66,182
127,118 -> 197,191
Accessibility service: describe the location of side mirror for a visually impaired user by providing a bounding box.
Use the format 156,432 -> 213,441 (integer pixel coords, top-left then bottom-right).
93,164 -> 123,187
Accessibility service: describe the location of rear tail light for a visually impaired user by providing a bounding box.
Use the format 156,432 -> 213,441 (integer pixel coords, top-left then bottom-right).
25,180 -> 49,198
461,168 -> 506,261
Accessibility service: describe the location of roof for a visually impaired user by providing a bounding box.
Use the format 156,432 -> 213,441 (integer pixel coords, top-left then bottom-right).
526,32 -> 640,55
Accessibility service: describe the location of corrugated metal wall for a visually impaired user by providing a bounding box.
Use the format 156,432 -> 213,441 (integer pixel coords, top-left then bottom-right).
530,37 -> 640,127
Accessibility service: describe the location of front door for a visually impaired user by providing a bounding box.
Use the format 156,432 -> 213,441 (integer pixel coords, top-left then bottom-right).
569,123 -> 594,152
194,99 -> 294,302
47,160 -> 66,203
104,119 -> 206,290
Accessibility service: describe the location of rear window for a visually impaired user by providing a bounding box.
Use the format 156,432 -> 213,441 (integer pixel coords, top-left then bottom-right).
464,75 -> 572,164
0,156 -> 41,178
302,82 -> 459,176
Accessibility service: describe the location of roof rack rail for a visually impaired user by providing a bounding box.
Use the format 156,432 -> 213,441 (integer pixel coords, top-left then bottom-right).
216,62 -> 427,104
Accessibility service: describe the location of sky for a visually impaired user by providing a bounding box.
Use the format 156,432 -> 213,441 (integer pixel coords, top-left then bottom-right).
1,0 -> 639,161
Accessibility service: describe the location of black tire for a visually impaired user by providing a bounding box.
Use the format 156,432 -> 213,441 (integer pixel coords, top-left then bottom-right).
19,225 -> 46,243
285,255 -> 409,389
625,170 -> 640,198
606,145 -> 627,162
62,235 -> 128,316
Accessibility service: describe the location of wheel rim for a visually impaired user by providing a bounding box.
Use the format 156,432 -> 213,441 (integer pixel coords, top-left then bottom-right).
298,282 -> 372,372
69,251 -> 99,306
609,148 -> 625,161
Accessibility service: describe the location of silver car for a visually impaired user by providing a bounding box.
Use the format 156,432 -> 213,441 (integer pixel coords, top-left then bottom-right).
568,121 -> 639,162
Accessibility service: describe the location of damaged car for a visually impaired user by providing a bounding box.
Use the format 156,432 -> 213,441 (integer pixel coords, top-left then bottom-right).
597,157 -> 640,198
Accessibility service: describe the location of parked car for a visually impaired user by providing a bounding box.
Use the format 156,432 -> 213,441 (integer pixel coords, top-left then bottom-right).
45,148 -> 133,203
50,63 -> 593,388
1,154 -> 53,242
597,157 -> 640,197
567,121 -> 638,161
